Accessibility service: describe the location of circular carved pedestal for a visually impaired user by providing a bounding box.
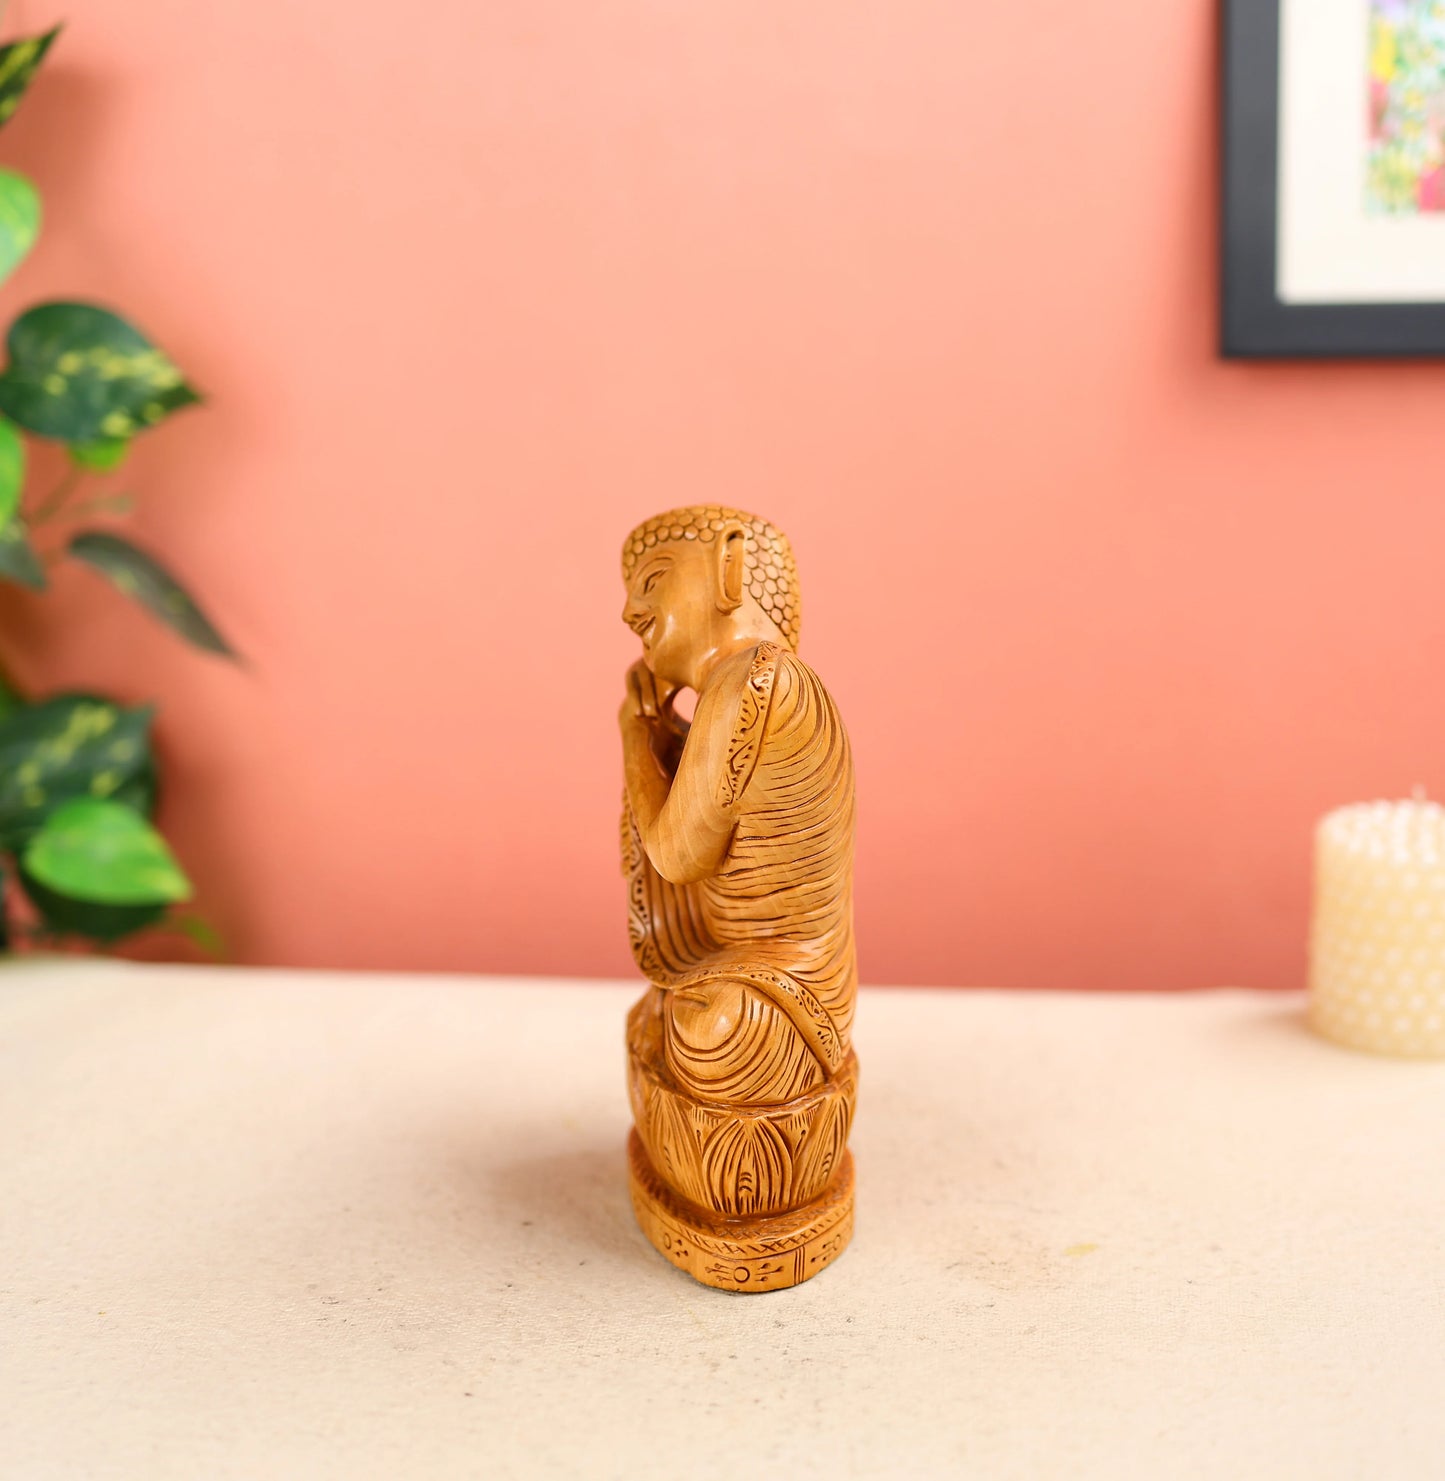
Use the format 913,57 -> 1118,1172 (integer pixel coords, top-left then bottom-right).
627,1129 -> 853,1293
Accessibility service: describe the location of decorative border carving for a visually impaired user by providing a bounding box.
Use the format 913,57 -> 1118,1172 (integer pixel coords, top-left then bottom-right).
628,1130 -> 854,1292
717,641 -> 780,810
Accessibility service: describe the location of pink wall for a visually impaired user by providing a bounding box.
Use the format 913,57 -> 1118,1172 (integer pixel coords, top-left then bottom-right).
2,0 -> 1443,989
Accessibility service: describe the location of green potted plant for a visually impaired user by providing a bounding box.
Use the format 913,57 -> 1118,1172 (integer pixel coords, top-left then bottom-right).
0,26 -> 234,954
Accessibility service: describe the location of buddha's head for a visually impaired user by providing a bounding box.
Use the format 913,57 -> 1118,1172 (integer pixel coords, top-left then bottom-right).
621,506 -> 801,689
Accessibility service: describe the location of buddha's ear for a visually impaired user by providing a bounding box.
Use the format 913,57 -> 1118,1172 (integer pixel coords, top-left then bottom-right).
716,521 -> 746,614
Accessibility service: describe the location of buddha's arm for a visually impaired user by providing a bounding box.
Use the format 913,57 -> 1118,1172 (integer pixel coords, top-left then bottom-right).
621,653 -> 751,886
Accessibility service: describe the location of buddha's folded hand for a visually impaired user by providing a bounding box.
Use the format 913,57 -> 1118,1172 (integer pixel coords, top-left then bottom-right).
620,657 -> 677,723
621,659 -> 688,772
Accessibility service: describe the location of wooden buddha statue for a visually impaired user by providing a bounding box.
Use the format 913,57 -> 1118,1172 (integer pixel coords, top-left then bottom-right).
618,506 -> 858,1291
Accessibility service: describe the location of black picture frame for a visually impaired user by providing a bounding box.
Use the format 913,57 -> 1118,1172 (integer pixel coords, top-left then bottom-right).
1221,0 -> 1445,358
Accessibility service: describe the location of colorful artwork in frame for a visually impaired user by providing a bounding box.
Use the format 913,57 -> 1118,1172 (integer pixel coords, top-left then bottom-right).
1367,0 -> 1445,214
1222,0 -> 1445,356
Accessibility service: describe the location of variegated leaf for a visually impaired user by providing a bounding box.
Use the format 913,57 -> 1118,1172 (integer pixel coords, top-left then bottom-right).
0,514 -> 43,589
23,796 -> 192,905
0,302 -> 200,444
0,168 -> 39,285
69,530 -> 236,658
0,416 -> 24,524
0,692 -> 156,850
0,27 -> 61,130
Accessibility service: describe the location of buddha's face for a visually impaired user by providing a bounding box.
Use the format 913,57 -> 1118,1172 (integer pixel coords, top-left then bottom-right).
621,538 -> 720,690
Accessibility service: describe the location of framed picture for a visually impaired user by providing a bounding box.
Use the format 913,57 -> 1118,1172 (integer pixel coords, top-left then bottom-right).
1222,0 -> 1445,357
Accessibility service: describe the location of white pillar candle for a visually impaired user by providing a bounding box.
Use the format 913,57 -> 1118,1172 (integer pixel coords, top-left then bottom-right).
1309,798 -> 1445,1057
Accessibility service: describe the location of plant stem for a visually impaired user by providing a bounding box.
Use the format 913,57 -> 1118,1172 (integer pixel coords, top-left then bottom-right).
60,492 -> 134,522
28,466 -> 85,526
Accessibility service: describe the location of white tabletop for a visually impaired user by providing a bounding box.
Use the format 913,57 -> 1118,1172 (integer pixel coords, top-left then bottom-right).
3,961 -> 1443,1480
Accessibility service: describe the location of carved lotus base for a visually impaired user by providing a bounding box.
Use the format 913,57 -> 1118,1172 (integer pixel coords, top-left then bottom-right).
628,1128 -> 853,1293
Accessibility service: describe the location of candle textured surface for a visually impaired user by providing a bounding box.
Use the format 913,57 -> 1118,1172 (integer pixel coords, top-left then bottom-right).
1309,800 -> 1445,1057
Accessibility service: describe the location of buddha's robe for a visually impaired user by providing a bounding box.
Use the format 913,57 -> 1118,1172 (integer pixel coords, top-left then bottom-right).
623,641 -> 857,1217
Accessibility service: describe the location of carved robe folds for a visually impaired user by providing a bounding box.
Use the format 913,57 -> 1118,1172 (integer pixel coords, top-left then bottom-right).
624,641 -> 858,1291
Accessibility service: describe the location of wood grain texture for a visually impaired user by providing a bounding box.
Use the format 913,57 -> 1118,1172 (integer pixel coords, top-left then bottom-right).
618,507 -> 857,1291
